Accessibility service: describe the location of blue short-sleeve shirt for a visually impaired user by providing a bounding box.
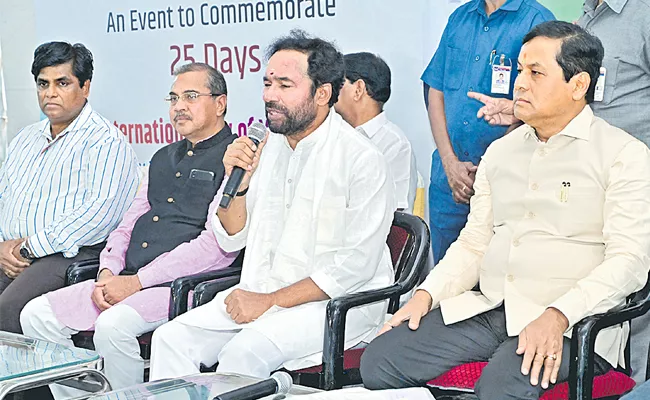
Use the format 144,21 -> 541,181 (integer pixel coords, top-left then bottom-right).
424,0 -> 554,250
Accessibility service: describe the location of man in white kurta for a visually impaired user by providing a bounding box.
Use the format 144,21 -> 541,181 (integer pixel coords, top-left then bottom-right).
149,31 -> 395,379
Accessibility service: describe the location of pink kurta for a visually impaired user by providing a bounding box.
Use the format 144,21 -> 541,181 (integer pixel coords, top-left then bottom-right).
46,180 -> 238,331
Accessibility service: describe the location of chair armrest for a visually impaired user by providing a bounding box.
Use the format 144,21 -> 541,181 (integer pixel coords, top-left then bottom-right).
168,266 -> 242,320
193,275 -> 241,308
320,282 -> 409,390
319,212 -> 430,390
569,290 -> 650,400
65,258 -> 101,286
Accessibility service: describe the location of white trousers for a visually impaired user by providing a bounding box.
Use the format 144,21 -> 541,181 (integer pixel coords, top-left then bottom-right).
150,319 -> 284,381
20,295 -> 167,399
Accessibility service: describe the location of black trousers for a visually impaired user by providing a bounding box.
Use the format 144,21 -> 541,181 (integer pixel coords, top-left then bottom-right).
0,243 -> 104,334
360,306 -> 610,400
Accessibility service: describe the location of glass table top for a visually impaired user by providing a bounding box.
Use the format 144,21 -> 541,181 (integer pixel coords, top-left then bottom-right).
0,331 -> 100,381
87,373 -> 321,399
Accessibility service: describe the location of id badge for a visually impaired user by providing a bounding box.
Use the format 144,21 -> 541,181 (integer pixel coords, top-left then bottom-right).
594,67 -> 606,102
491,65 -> 511,95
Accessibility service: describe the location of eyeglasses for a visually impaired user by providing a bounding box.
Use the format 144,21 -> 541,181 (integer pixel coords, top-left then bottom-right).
164,92 -> 223,106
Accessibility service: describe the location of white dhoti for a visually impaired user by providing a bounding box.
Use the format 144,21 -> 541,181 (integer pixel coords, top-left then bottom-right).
150,285 -> 384,380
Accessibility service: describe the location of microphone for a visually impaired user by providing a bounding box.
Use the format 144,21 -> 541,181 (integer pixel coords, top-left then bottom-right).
220,122 -> 266,209
212,371 -> 293,400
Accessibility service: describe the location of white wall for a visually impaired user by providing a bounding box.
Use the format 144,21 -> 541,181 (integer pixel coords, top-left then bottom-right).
0,0 -> 39,145
1,0 -> 466,188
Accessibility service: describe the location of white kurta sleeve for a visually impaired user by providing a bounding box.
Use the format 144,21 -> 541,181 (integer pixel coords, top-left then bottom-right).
384,138 -> 416,212
310,149 -> 395,299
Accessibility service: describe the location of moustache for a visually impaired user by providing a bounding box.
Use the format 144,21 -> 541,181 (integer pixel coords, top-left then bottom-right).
174,114 -> 191,122
265,102 -> 288,114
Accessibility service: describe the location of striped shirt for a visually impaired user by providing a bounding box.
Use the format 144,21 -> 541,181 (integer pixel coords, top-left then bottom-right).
0,103 -> 140,258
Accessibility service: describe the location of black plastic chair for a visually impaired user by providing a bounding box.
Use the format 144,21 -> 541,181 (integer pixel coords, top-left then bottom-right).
191,211 -> 431,390
426,272 -> 650,400
568,275 -> 650,399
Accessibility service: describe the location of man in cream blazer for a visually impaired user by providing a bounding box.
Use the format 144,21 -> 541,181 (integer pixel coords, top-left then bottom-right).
361,21 -> 650,400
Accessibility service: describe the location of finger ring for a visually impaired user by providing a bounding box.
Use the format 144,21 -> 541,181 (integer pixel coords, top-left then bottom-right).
462,185 -> 467,192
384,321 -> 394,328
547,354 -> 557,361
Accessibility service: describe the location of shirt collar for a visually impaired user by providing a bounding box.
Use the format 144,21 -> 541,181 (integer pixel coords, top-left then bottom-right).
356,112 -> 388,139
40,102 -> 93,141
468,0 -> 524,14
584,0 -> 627,14
186,123 -> 233,150
524,105 -> 594,142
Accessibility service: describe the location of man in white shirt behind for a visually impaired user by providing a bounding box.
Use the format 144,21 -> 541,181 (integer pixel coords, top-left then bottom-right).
361,21 -> 650,400
335,52 -> 417,213
148,30 -> 395,379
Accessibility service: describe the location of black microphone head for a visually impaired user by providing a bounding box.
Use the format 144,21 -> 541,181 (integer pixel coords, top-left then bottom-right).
270,371 -> 293,395
248,122 -> 266,145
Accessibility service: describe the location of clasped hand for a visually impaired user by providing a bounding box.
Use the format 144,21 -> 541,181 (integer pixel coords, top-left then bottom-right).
224,289 -> 274,324
92,271 -> 142,311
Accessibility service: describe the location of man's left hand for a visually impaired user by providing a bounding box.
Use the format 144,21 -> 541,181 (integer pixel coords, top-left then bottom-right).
517,308 -> 569,389
96,275 -> 142,305
224,289 -> 273,324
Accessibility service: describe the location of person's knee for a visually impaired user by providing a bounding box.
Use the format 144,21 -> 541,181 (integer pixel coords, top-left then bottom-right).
360,339 -> 389,389
217,330 -> 283,378
151,320 -> 179,350
218,338 -> 255,365
93,306 -> 132,350
19,296 -> 47,335
360,334 -> 407,390
476,361 -> 539,400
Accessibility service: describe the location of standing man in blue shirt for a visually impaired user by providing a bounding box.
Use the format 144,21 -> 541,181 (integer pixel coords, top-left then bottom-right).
424,0 -> 554,264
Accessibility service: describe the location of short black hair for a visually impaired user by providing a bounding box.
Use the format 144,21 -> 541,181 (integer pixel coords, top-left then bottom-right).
343,52 -> 391,106
266,30 -> 344,107
523,21 -> 604,103
31,42 -> 94,88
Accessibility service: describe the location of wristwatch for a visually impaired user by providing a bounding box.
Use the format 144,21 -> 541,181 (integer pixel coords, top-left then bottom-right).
19,240 -> 35,261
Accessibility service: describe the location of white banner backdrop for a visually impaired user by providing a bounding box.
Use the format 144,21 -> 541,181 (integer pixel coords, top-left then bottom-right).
34,0 -> 465,184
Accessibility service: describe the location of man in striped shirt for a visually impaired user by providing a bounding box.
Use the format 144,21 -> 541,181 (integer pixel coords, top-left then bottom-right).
0,42 -> 139,334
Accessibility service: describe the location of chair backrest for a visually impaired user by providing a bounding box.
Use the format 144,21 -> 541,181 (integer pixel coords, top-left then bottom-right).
386,212 -> 430,313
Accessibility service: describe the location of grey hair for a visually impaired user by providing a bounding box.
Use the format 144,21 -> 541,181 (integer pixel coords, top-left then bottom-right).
173,62 -> 228,96
173,62 -> 227,114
